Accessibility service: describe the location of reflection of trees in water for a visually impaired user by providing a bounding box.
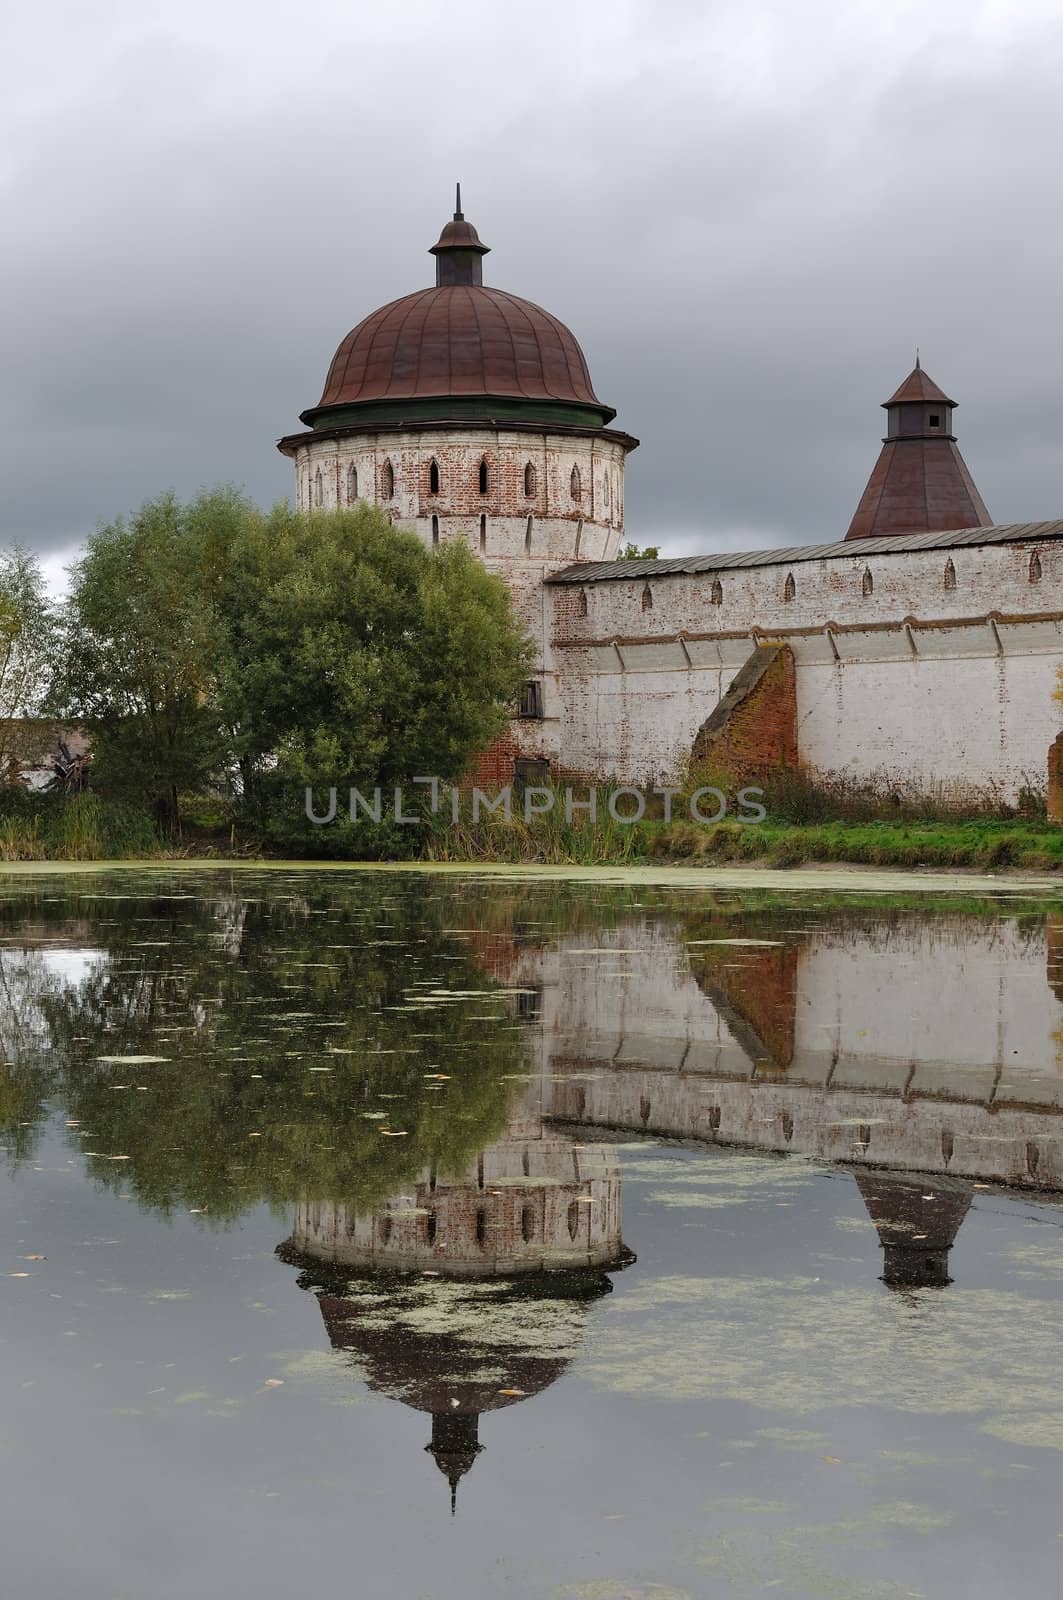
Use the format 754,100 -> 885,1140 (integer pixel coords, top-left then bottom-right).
0,874 -> 532,1217
0,943 -> 67,1163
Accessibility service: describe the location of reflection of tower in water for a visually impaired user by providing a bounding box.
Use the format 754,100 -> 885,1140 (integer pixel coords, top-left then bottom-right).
855,1170 -> 973,1288
278,1082 -> 631,1510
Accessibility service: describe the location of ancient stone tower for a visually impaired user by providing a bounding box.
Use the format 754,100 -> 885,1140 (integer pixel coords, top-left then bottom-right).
278,190 -> 638,634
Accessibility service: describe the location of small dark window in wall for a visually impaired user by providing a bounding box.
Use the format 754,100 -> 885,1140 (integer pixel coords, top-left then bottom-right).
783,571 -> 796,602
347,463 -> 358,503
578,588 -> 588,616
518,680 -> 544,719
862,567 -> 874,597
521,1205 -> 535,1243
431,514 -> 439,546
944,557 -> 957,591
710,578 -> 723,605
514,757 -> 549,791
382,460 -> 394,499
575,518 -> 583,557
929,413 -> 941,428
570,464 -> 582,500
379,1215 -> 392,1246
567,1201 -> 580,1240
475,1208 -> 487,1246
1029,550 -> 1043,583
478,458 -> 489,494
426,1210 -> 437,1244
525,515 -> 533,553
314,467 -> 323,507
428,459 -> 440,495
524,462 -> 537,496
479,514 -> 487,553
641,584 -> 653,611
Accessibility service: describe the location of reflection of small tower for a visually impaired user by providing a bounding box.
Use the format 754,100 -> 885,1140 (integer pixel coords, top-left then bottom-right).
427,1412 -> 483,1514
855,1170 -> 973,1288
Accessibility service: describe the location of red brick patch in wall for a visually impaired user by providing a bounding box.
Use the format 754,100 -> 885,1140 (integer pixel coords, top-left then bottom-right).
1049,732 -> 1063,826
691,642 -> 797,783
468,730 -> 519,789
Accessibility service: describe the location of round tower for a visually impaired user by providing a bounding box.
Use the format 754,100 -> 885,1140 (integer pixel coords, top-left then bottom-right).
277,189 -> 639,585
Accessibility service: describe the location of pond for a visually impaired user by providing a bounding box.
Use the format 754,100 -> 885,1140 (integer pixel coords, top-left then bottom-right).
2,866 -> 1063,1598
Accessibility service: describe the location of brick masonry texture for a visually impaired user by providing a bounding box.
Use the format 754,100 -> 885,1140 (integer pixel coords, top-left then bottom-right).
691,642 -> 797,783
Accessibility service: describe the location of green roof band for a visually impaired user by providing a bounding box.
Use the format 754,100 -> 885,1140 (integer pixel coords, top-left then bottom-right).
301,395 -> 615,433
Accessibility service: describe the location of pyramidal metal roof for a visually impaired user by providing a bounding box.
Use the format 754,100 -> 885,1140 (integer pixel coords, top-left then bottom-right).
883,363 -> 956,407
546,521 -> 1063,584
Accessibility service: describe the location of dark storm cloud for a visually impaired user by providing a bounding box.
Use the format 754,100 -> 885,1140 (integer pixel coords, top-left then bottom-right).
3,0 -> 1062,575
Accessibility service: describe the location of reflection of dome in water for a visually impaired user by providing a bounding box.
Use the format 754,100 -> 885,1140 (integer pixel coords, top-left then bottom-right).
278,1108 -> 631,1510
855,1170 -> 973,1288
286,1264 -> 619,1510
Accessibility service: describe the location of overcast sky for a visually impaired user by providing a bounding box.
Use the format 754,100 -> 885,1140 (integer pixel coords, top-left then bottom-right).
4,0 -> 1062,587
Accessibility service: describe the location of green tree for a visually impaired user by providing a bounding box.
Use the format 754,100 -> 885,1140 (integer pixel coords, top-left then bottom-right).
219,502 -> 534,846
619,542 -> 660,560
4,873 -> 524,1219
54,488 -> 253,833
55,492 -> 532,848
0,546 -> 53,783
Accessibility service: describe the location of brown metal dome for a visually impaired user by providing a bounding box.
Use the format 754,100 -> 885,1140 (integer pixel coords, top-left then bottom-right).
317,285 -> 604,412
290,194 -> 619,432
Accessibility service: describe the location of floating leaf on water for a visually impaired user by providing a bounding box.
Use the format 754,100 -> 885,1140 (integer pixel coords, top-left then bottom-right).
95,1055 -> 171,1065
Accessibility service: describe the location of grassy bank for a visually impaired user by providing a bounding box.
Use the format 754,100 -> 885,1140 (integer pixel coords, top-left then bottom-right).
4,789 -> 1063,872
425,812 -> 1063,871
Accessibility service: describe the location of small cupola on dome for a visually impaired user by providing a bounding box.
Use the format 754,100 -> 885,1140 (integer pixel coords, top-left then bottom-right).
429,184 -> 491,286
845,356 -> 991,541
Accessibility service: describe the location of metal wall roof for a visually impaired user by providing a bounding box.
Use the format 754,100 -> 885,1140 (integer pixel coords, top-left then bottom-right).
546,521 -> 1063,584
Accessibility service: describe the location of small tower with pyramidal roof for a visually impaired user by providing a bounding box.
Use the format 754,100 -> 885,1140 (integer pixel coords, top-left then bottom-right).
844,359 -> 991,540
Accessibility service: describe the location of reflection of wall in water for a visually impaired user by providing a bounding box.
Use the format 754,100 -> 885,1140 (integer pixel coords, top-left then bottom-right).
496,914 -> 1063,1189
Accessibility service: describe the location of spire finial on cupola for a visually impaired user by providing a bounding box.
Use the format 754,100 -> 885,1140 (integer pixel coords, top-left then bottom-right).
430,190 -> 490,287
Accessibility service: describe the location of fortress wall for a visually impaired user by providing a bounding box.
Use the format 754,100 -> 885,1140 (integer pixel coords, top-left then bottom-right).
556,539 -> 1060,638
548,540 -> 1063,795
797,650 -> 1059,797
